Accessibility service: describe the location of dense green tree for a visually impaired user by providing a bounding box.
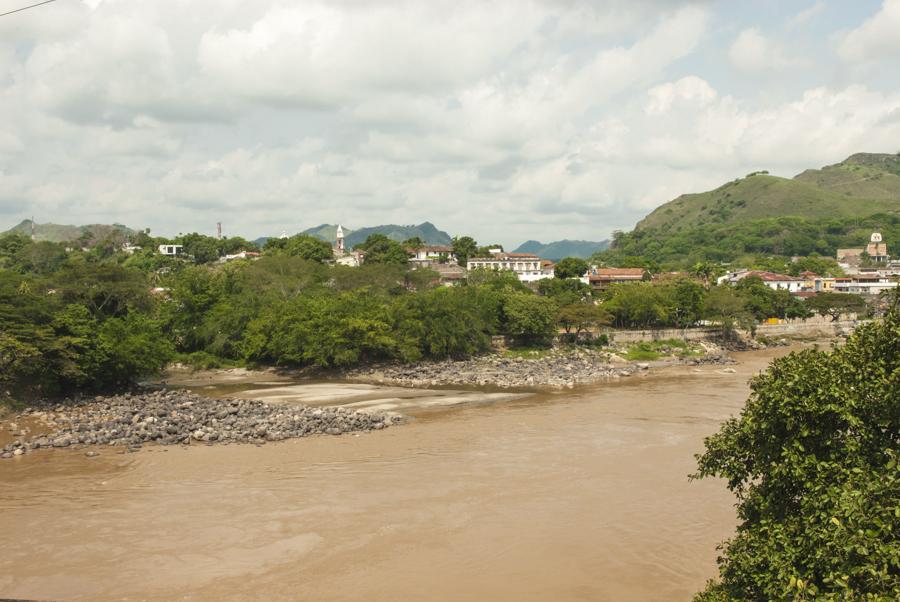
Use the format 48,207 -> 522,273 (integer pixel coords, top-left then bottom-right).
693,294 -> 900,601
451,235 -> 478,266
554,257 -> 589,279
404,287 -> 493,359
356,234 -> 409,265
14,241 -> 67,274
786,255 -> 844,277
281,234 -> 334,263
177,233 -> 222,264
806,292 -> 869,321
667,277 -> 706,329
219,236 -> 257,255
56,263 -> 152,318
466,268 -> 528,292
603,282 -> 670,329
703,286 -> 754,339
734,276 -> 808,321
538,278 -> 593,306
557,303 -> 610,338
502,293 -> 557,345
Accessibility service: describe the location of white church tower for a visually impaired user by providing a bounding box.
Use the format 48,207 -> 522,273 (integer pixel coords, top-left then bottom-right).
336,224 -> 345,255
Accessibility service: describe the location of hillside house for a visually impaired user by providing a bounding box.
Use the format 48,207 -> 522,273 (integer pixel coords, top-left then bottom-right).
157,244 -> 183,256
430,263 -> 467,285
407,245 -> 457,264
587,268 -> 646,290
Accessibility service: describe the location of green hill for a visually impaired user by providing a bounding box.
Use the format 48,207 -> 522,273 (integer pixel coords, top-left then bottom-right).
793,152 -> 900,200
2,220 -> 136,244
513,239 -> 608,260
300,224 -> 351,243
301,222 -> 452,249
636,153 -> 900,232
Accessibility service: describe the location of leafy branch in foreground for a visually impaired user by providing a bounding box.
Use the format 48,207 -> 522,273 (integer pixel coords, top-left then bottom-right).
692,292 -> 900,600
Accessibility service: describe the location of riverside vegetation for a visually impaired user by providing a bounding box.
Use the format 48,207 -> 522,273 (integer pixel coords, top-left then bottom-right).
2,227 -> 848,406
693,293 -> 900,601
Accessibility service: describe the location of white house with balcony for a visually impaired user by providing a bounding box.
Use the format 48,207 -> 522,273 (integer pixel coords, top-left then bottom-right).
407,245 -> 457,264
157,244 -> 183,256
466,251 -> 554,282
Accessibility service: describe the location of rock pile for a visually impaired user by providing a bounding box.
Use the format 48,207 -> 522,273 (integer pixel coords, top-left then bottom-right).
1,389 -> 400,459
344,351 -> 642,389
343,347 -> 737,389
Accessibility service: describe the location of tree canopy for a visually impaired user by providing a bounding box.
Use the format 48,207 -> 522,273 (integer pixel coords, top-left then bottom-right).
693,293 -> 900,600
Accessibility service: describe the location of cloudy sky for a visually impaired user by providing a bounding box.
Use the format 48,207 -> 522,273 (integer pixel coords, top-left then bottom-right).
2,0 -> 900,246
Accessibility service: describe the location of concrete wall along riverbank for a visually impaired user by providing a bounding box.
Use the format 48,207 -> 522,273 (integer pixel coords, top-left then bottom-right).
491,316 -> 864,348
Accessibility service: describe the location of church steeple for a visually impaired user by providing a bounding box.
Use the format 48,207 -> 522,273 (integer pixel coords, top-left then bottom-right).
336,224 -> 345,254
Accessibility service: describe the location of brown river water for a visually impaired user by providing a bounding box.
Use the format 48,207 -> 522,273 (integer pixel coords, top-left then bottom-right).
0,348 -> 794,601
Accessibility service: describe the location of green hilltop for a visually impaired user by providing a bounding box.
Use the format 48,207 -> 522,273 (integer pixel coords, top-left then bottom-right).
636,152 -> 900,232
3,220 -> 136,244
302,221 -> 452,249
513,239 -> 609,260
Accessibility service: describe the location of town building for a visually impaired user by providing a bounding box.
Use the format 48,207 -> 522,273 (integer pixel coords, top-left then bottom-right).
429,263 -> 467,286
157,244 -> 183,256
833,273 -> 899,295
837,232 -> 891,268
718,270 -> 804,292
466,251 -> 553,282
587,268 -> 646,290
407,245 -> 457,264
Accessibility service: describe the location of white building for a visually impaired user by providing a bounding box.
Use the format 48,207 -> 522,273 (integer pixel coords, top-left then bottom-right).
218,251 -> 261,263
467,251 -> 554,282
407,245 -> 457,264
157,244 -> 183,256
833,274 -> 899,295
718,270 -> 804,292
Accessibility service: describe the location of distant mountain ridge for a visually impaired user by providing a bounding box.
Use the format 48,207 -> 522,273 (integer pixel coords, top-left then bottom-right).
513,239 -> 609,260
2,220 -> 135,243
636,152 -> 900,232
302,221 -> 452,248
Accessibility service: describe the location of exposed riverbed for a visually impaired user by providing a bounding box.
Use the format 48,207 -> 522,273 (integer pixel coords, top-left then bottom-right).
0,347 -> 795,601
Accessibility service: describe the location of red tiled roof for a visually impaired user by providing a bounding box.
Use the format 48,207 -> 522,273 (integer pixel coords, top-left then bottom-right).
407,245 -> 453,253
742,270 -> 801,282
591,268 -> 645,277
469,253 -> 541,261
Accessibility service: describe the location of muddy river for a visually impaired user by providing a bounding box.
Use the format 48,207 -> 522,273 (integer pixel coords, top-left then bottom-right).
0,348 -> 791,601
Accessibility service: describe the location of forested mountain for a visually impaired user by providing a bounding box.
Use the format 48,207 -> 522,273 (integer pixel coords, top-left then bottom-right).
2,220 -> 136,244
513,239 -> 608,260
598,213 -> 900,270
302,221 -> 452,248
637,153 -> 900,232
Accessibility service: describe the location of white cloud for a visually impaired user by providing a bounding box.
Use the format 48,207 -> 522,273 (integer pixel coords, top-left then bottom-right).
1,1 -> 899,246
788,1 -> 825,28
728,27 -> 798,72
838,0 -> 900,63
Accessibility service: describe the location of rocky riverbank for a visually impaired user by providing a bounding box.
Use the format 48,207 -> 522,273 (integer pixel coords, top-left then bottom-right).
340,346 -> 735,389
1,389 -> 400,459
